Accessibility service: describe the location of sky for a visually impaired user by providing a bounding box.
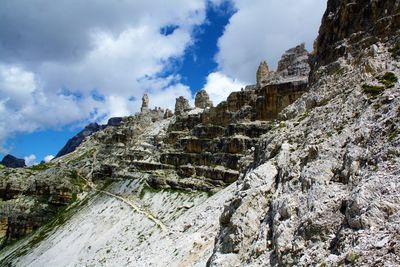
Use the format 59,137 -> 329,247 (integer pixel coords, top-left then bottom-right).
0,0 -> 326,165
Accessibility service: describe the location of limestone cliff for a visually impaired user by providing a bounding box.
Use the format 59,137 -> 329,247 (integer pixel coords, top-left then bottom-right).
0,0 -> 399,266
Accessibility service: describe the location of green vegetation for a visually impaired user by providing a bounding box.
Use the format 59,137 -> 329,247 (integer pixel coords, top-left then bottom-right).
389,128 -> 400,141
345,250 -> 360,265
363,72 -> 398,96
362,84 -> 385,96
29,163 -> 51,171
69,170 -> 86,191
377,72 -> 398,88
389,43 -> 400,58
298,111 -> 310,122
0,164 -> 4,170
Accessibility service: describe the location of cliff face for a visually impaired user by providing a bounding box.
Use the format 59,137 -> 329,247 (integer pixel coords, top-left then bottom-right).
312,0 -> 400,69
0,0 -> 399,266
208,0 -> 400,266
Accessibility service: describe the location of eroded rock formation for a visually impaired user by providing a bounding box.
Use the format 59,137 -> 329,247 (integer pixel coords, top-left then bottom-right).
1,0 -> 399,266
174,96 -> 191,115
141,94 -> 149,113
257,43 -> 310,86
195,90 -> 213,109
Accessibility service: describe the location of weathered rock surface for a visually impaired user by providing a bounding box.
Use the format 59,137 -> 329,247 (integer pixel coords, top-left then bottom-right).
256,61 -> 270,86
0,155 -> 25,169
195,90 -> 213,109
258,43 -> 310,86
1,0 -> 399,266
175,96 -> 191,115
208,0 -> 400,266
313,0 -> 400,70
141,93 -> 149,113
55,123 -> 104,158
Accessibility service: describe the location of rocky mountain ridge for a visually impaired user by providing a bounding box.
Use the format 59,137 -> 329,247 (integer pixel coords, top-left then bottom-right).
0,155 -> 26,169
0,0 -> 399,266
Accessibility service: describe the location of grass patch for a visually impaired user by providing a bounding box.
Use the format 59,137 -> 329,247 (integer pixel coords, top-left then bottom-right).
298,111 -> 310,122
0,164 -> 4,170
389,43 -> 400,58
377,72 -> 398,88
389,129 -> 400,141
29,163 -> 51,171
69,170 -> 86,191
362,84 -> 385,96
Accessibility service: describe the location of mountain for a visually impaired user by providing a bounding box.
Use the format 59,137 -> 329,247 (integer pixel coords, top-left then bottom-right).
0,0 -> 399,265
0,155 -> 26,168
55,117 -> 123,158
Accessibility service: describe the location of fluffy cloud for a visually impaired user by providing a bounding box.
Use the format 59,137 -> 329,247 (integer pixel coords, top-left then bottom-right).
0,0 -> 207,149
202,72 -> 245,105
214,0 -> 326,83
0,0 -> 327,152
43,155 -> 54,163
24,154 -> 37,166
200,0 -> 325,106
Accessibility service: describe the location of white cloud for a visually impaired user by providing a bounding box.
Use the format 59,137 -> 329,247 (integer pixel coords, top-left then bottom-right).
215,0 -> 326,83
24,154 -> 37,166
202,72 -> 245,105
44,155 -> 54,163
0,0 -> 327,153
0,0 -> 208,150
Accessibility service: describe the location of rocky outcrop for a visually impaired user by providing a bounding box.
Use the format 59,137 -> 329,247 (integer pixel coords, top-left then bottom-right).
195,90 -> 213,109
141,94 -> 149,113
256,61 -> 270,86
55,123 -> 104,158
312,0 -> 400,70
201,81 -> 308,126
175,96 -> 191,115
207,0 -> 400,266
277,43 -> 310,79
107,117 -> 123,127
0,155 -> 25,168
1,1 -> 399,265
258,43 -> 310,86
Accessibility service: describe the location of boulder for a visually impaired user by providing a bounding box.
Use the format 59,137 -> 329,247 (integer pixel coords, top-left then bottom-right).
107,117 -> 123,127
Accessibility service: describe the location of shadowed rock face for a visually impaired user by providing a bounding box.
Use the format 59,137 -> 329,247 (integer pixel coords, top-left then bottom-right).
313,0 -> 400,69
1,155 -> 25,168
55,123 -> 104,158
55,118 -> 124,158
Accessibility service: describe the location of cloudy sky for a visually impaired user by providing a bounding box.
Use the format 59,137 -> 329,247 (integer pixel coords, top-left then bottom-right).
0,0 -> 326,164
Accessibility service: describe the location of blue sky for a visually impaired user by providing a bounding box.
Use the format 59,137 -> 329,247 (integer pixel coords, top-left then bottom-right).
0,0 -> 326,165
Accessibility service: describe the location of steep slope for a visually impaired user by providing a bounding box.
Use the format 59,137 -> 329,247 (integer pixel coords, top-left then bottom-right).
208,0 -> 400,266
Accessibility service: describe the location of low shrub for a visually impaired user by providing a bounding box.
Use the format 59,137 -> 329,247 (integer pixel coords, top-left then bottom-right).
377,72 -> 398,88
362,84 -> 385,95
